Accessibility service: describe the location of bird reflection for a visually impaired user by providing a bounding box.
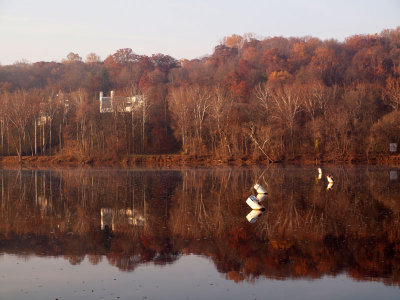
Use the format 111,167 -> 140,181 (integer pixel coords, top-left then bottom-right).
317,167 -> 322,180
0,168 -> 398,286
256,193 -> 267,202
327,181 -> 334,190
246,210 -> 264,223
246,195 -> 264,211
326,174 -> 335,190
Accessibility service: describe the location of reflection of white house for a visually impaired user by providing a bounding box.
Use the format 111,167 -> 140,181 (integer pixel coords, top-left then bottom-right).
100,208 -> 145,230
99,91 -> 143,113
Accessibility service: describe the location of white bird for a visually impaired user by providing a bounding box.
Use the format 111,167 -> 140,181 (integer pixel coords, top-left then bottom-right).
246,210 -> 263,223
246,195 -> 265,210
317,168 -> 322,180
327,182 -> 334,190
327,175 -> 334,183
254,183 -> 268,194
256,193 -> 267,202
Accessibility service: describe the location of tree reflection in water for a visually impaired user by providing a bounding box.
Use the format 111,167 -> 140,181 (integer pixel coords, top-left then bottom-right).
0,166 -> 399,286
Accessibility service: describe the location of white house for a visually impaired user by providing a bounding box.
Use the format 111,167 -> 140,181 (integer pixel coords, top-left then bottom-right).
99,91 -> 143,113
100,208 -> 145,231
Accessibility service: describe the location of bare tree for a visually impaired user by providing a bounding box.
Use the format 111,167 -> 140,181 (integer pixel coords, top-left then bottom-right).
301,82 -> 335,156
85,52 -> 101,64
247,122 -> 274,163
70,89 -> 90,155
383,76 -> 400,111
42,88 -> 61,156
168,86 -> 191,154
124,84 -> 140,154
189,85 -> 212,154
140,91 -> 151,153
4,90 -> 36,164
271,85 -> 302,156
209,85 -> 234,156
0,92 -> 7,155
302,82 -> 332,121
254,82 -> 272,115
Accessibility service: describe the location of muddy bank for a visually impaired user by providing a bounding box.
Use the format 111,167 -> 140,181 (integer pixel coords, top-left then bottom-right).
0,154 -> 266,169
0,154 -> 398,169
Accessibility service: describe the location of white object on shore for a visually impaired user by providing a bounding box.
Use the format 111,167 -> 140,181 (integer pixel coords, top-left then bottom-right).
246,195 -> 264,210
254,183 -> 268,194
256,193 -> 267,202
327,175 -> 334,183
318,168 -> 322,180
246,210 -> 263,223
327,182 -> 334,190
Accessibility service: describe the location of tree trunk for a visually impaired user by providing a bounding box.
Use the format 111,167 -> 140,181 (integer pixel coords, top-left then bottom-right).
142,105 -> 145,153
18,135 -> 22,166
34,119 -> 37,156
1,119 -> 4,156
59,123 -> 62,154
42,124 -> 45,155
49,118 -> 52,156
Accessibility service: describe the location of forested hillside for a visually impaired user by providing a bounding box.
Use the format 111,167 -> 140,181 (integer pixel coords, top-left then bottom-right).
0,28 -> 399,163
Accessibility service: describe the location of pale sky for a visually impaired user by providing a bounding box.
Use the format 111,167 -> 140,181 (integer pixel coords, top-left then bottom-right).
0,0 -> 399,65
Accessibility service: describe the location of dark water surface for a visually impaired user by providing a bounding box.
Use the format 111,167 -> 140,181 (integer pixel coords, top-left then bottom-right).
0,166 -> 399,299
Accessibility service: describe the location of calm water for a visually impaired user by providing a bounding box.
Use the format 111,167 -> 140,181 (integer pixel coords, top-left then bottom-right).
0,166 -> 399,299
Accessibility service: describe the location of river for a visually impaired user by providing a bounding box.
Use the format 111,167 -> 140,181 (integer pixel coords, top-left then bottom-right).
0,166 -> 399,299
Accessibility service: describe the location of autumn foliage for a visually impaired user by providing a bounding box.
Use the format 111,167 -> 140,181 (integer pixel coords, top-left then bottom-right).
0,28 -> 400,161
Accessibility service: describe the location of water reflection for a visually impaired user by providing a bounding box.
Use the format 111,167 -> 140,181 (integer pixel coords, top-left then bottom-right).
0,166 -> 399,287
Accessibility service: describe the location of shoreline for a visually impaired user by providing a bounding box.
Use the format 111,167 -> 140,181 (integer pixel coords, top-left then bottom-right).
0,154 -> 399,169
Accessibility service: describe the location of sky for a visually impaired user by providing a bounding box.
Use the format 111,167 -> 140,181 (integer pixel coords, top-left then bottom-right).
0,0 -> 399,65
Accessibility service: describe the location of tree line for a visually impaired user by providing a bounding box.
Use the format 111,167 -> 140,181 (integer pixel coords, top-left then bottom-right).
0,27 -> 399,162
